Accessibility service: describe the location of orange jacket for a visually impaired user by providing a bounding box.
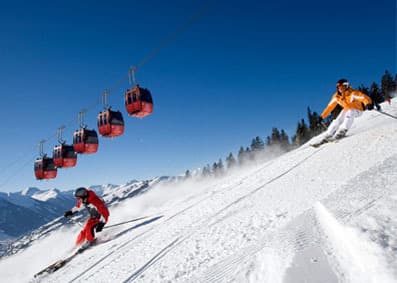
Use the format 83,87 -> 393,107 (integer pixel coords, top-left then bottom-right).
321,88 -> 372,119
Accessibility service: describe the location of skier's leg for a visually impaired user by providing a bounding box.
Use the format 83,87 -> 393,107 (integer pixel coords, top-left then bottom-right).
325,110 -> 347,138
340,109 -> 362,131
75,231 -> 85,245
334,109 -> 362,138
85,218 -> 100,242
75,220 -> 90,245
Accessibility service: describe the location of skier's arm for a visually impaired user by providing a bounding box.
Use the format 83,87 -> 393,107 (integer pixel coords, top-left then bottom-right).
64,199 -> 84,217
350,90 -> 372,106
321,95 -> 338,119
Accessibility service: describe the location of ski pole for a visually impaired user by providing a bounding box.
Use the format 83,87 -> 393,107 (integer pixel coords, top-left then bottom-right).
376,109 -> 397,120
104,215 -> 157,229
320,121 -> 328,130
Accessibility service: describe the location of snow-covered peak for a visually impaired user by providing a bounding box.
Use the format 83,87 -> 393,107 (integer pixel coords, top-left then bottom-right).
31,189 -> 59,202
88,184 -> 118,196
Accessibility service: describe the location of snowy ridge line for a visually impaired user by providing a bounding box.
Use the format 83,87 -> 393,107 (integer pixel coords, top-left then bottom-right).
118,149 -> 324,281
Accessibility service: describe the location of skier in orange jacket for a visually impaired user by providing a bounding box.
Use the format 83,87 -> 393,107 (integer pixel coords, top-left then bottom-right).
320,79 -> 373,140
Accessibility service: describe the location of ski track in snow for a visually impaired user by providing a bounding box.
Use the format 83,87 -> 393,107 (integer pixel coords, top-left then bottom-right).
1,103 -> 397,283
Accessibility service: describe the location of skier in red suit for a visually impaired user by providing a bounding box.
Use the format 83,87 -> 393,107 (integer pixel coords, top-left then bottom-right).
64,187 -> 109,246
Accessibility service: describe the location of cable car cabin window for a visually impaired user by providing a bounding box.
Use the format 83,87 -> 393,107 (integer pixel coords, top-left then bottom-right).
110,111 -> 124,125
44,158 -> 56,170
74,133 -> 82,144
85,130 -> 98,144
103,113 -> 108,125
62,145 -> 76,158
34,161 -> 42,171
99,114 -> 106,126
140,89 -> 153,103
53,147 -> 61,158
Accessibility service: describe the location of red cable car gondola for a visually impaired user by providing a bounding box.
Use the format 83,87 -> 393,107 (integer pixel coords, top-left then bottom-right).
73,128 -> 99,154
53,126 -> 77,168
125,84 -> 153,118
73,111 -> 99,154
53,143 -> 78,168
97,108 -> 125,137
34,156 -> 57,180
34,141 -> 57,180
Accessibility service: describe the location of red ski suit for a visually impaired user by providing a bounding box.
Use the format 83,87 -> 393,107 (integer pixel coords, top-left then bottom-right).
71,190 -> 109,245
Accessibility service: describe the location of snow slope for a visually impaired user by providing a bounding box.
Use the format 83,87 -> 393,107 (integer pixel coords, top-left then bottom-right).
0,102 -> 396,283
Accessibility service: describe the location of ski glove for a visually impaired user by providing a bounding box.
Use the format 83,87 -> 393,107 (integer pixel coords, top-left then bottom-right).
96,221 -> 105,232
64,210 -> 73,217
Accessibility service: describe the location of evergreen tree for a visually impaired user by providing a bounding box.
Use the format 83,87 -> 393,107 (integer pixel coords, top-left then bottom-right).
294,119 -> 310,145
216,158 -> 224,175
392,74 -> 397,97
237,146 -> 246,165
202,164 -> 211,177
381,70 -> 395,101
271,128 -> 281,145
226,152 -> 237,169
251,136 -> 265,153
369,82 -> 383,104
279,129 -> 290,150
307,107 -> 322,137
357,84 -> 369,95
212,162 -> 219,175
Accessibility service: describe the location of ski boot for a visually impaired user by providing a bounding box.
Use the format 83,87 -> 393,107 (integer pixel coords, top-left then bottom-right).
334,129 -> 347,140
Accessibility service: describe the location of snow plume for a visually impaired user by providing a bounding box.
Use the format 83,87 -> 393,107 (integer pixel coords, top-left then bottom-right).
315,202 -> 395,283
105,178 -> 206,227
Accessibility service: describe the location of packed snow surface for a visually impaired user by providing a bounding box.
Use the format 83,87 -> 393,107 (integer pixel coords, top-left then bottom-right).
0,102 -> 396,282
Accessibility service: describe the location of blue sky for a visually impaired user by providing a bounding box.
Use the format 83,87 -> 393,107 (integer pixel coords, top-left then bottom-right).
0,0 -> 395,192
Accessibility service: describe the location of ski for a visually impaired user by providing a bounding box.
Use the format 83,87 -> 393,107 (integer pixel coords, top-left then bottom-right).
310,135 -> 347,148
33,245 -> 90,278
310,139 -> 330,148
